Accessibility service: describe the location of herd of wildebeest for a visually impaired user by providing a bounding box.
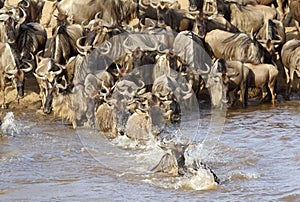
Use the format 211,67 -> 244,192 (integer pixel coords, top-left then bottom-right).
1,0 -> 300,185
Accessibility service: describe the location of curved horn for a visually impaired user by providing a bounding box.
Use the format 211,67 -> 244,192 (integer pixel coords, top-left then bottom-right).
36,50 -> 44,65
144,37 -> 159,51
76,36 -> 92,55
94,11 -> 102,20
55,76 -> 68,90
198,63 -> 210,74
52,64 -> 64,75
184,13 -> 196,20
123,37 -> 137,52
150,0 -> 159,8
157,44 -> 170,54
100,40 -> 112,55
7,38 -> 15,44
181,82 -> 192,94
137,80 -> 145,89
22,0 -> 30,8
17,7 -> 27,24
22,59 -> 34,73
116,64 -> 122,75
100,80 -> 110,96
138,0 -> 149,9
189,10 -> 200,15
33,72 -> 44,80
271,34 -> 282,44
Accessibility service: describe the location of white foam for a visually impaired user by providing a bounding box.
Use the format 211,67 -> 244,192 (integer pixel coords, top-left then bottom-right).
1,112 -> 19,136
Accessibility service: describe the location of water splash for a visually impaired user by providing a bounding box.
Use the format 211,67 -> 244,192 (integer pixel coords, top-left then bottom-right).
1,112 -> 19,136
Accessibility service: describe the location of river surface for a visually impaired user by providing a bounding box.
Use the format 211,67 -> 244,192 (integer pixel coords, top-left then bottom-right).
0,99 -> 300,201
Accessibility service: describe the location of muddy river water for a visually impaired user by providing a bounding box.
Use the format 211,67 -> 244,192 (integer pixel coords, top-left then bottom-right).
0,99 -> 299,201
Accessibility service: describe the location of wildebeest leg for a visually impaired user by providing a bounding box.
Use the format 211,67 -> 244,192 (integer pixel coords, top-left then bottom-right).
1,75 -> 7,109
84,99 -> 95,128
228,90 -> 236,107
260,85 -> 268,102
277,0 -> 286,22
41,88 -> 46,110
295,21 -> 300,36
268,75 -> 277,105
287,68 -> 295,100
240,81 -> 248,107
283,66 -> 292,100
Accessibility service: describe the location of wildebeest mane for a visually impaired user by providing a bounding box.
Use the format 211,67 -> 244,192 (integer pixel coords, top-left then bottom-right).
222,33 -> 251,46
18,24 -> 46,57
52,25 -> 82,64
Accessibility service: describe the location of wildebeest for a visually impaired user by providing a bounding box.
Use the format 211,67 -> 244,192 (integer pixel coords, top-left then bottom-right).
16,0 -> 46,23
153,0 -> 195,32
173,31 -> 211,75
152,143 -> 220,184
83,17 -> 123,48
256,19 -> 286,53
137,0 -> 180,27
33,53 -> 64,113
125,109 -> 154,142
95,101 -> 118,138
229,2 -> 277,35
0,42 -> 32,109
51,24 -> 84,65
244,63 -> 278,104
189,11 -> 239,37
51,81 -> 93,128
281,39 -> 300,100
289,0 -> 300,34
205,29 -> 274,64
206,60 -> 228,108
48,0 -> 137,26
188,0 -> 204,12
254,0 -> 288,22
15,22 -> 47,61
211,59 -> 249,107
0,7 -> 26,43
0,7 -> 46,63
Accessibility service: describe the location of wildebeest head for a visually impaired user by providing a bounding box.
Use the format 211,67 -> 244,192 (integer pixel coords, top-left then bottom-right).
206,59 -> 229,108
154,1 -> 171,27
43,74 -> 70,114
188,0 -> 204,12
3,8 -> 27,43
250,34 -> 276,64
17,0 -> 45,23
33,55 -> 65,114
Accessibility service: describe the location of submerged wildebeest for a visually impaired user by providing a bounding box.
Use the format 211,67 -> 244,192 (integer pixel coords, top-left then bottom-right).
152,143 -> 220,184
